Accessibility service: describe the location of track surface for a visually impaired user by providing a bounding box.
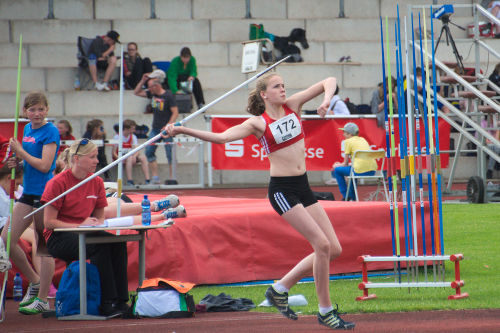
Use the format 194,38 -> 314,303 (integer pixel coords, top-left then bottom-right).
2,300 -> 500,333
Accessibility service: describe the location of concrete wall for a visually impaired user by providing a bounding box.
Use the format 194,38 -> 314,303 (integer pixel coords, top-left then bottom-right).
0,0 -> 491,185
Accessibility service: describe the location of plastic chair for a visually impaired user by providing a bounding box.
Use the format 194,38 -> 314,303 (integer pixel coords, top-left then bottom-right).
152,61 -> 171,73
345,149 -> 388,202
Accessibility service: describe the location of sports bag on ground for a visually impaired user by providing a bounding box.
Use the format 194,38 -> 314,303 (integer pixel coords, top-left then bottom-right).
55,261 -> 101,317
132,278 -> 196,318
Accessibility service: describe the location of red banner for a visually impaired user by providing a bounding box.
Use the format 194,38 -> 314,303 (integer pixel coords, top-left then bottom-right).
211,117 -> 450,171
0,120 -> 28,142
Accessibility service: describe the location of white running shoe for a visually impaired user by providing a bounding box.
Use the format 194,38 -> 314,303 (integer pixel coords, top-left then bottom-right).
0,238 -> 11,272
19,282 -> 40,307
101,82 -> 111,91
18,297 -> 50,315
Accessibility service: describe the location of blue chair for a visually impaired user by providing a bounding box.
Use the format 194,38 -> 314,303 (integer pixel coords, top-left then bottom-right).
152,61 -> 171,73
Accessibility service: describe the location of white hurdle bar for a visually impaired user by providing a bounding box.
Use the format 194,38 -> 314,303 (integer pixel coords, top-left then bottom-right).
356,254 -> 469,301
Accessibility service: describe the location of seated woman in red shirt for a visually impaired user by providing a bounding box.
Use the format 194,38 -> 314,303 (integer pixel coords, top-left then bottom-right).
42,139 -> 129,317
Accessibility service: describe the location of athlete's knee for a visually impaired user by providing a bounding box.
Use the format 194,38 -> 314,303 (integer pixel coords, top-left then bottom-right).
329,242 -> 342,260
313,237 -> 331,258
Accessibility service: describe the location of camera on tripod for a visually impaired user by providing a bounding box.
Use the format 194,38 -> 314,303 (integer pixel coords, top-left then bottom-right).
432,4 -> 454,22
432,4 -> 466,73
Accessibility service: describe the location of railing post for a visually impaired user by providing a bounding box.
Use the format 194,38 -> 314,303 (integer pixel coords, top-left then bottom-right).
150,0 -> 157,19
47,0 -> 55,19
338,0 -> 345,18
245,0 -> 251,18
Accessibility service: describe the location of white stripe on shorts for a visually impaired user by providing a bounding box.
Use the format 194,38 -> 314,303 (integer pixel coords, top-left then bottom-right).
274,192 -> 291,214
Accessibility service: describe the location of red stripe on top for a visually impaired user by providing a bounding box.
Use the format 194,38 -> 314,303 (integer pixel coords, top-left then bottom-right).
258,104 -> 304,154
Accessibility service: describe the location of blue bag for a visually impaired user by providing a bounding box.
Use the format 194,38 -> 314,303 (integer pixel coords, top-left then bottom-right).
55,261 -> 101,317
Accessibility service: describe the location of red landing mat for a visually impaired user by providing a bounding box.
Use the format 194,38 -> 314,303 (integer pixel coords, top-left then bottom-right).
122,195 -> 431,290
4,195 -> 432,294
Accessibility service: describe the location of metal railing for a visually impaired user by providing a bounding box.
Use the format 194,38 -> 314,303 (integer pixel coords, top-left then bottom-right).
408,3 -> 500,190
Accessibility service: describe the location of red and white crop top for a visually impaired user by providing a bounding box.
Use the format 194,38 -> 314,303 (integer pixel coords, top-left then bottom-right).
258,104 -> 305,154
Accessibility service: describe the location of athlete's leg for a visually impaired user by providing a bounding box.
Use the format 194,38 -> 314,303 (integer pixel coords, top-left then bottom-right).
278,204 -> 332,307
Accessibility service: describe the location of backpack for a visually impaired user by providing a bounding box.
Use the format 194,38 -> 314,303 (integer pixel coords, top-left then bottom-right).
344,99 -> 359,114
55,261 -> 101,317
132,278 -> 196,318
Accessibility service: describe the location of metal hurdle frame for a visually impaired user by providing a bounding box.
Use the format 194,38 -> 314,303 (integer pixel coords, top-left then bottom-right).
356,254 -> 468,301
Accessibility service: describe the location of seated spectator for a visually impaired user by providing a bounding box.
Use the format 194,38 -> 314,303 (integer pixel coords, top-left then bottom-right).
83,119 -> 111,181
88,30 -> 120,91
326,86 -> 350,115
370,76 -> 397,128
123,42 -> 153,90
482,118 -> 500,179
112,119 -> 150,185
167,47 -> 206,109
57,119 -> 76,156
331,123 -> 378,201
0,163 -> 23,272
487,63 -> 500,95
57,148 -> 180,220
486,1 -> 500,37
42,139 -> 129,317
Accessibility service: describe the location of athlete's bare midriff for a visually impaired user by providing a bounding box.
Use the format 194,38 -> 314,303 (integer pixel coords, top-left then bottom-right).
267,139 -> 306,177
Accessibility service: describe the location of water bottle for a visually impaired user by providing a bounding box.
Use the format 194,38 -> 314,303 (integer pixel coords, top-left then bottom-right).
74,76 -> 80,90
141,195 -> 151,226
13,273 -> 23,302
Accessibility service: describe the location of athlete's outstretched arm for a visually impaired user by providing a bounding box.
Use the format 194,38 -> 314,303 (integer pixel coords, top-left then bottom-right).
164,117 -> 261,144
286,77 -> 337,117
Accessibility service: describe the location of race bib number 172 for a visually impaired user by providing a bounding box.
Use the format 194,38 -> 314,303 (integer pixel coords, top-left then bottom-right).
269,113 -> 302,144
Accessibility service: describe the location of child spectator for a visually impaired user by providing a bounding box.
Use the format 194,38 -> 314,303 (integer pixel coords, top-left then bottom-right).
123,42 -> 153,90
1,91 -> 60,314
56,119 -> 76,156
331,122 -> 378,201
112,119 -> 150,185
83,119 -> 110,181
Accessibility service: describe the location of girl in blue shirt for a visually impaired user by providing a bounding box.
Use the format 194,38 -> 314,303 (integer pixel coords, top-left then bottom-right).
1,91 -> 60,314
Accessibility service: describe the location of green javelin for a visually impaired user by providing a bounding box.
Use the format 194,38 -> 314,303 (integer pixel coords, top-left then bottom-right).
1,34 -> 22,323
385,17 -> 400,258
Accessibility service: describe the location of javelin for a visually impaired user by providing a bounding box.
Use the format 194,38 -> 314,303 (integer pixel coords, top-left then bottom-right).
0,34 -> 22,323
379,16 -> 397,280
430,6 -> 445,281
412,12 -> 428,281
420,8 -> 437,282
25,55 -> 291,219
386,16 -> 402,283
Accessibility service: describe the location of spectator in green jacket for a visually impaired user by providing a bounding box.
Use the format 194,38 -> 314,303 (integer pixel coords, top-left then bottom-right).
167,47 -> 205,109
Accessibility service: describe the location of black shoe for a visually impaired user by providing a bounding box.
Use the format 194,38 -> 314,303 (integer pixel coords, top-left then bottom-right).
264,286 -> 298,320
487,169 -> 493,179
113,301 -> 130,313
99,303 -> 122,317
317,305 -> 355,330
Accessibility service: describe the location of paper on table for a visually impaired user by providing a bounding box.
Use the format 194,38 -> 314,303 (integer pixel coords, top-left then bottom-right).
78,216 -> 134,228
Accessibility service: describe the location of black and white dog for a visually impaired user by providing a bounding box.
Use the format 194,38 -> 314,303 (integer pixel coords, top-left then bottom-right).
272,28 -> 309,62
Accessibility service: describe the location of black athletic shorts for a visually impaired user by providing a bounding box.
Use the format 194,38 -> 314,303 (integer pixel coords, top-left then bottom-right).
18,194 -> 42,208
268,173 -> 317,215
